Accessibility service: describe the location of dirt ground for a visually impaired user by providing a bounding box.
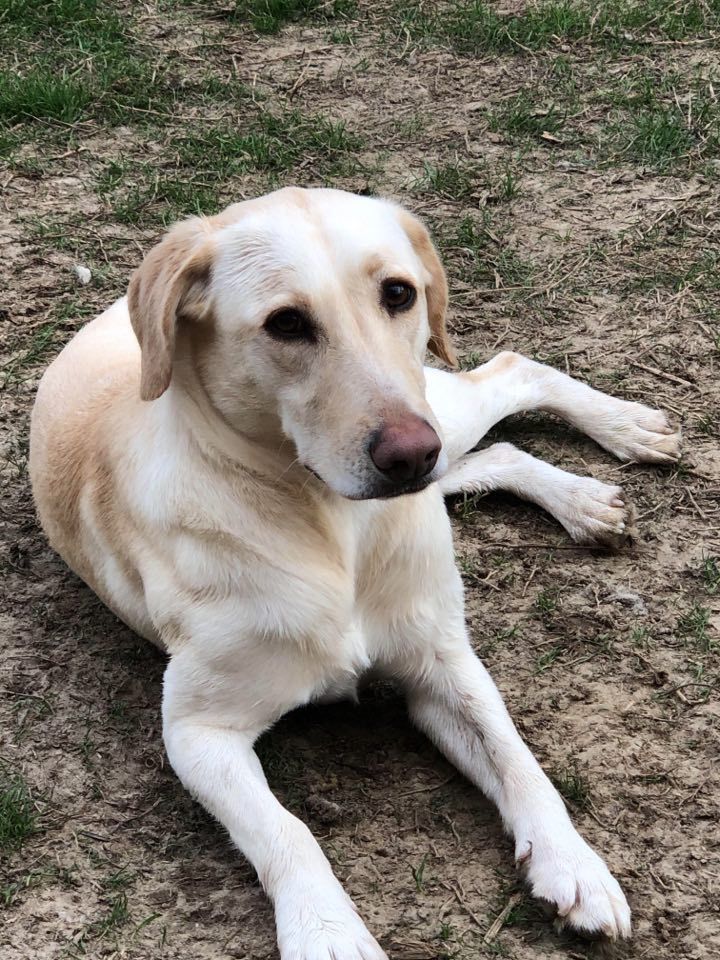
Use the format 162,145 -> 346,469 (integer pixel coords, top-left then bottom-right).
1,3 -> 719,959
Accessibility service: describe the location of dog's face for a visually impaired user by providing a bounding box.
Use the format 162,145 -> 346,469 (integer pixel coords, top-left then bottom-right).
128,188 -> 457,500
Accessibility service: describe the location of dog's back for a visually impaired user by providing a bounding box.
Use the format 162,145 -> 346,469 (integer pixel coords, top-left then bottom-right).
30,297 -> 159,642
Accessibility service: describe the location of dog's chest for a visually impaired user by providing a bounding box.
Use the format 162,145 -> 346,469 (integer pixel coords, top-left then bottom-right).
173,484 -> 454,704
297,487 -> 454,677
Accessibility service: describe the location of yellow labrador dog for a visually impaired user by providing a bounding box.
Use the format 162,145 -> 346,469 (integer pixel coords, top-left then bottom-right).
30,187 -> 680,957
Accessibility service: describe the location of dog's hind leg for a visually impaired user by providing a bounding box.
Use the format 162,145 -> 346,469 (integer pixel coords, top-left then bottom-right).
439,442 -> 632,548
425,352 -> 681,466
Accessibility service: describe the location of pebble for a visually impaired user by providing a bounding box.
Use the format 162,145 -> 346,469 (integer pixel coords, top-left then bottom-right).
73,264 -> 92,285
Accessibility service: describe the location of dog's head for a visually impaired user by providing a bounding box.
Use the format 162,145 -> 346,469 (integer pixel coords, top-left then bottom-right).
128,187 -> 457,500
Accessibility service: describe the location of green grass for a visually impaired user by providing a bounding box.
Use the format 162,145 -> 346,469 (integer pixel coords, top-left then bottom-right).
178,110 -> 363,176
0,0 -> 174,128
614,106 -> 696,165
489,91 -> 567,140
627,247 -> 720,296
0,771 -> 36,851
700,556 -> 719,595
0,71 -> 92,124
398,0 -> 720,55
535,645 -> 563,673
413,159 -> 478,200
103,867 -> 135,891
535,589 -> 559,616
105,109 -> 365,224
234,0 -> 356,33
485,63 -> 719,169
93,892 -> 129,938
410,852 -> 429,892
2,323 -> 61,386
552,763 -> 591,809
677,603 -> 713,651
442,214 -> 534,292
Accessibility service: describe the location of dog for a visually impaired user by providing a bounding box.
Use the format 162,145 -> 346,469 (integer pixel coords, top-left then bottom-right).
29,187 -> 681,957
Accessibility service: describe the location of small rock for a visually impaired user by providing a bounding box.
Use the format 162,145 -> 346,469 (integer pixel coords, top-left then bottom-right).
73,264 -> 92,285
608,589 -> 647,615
306,794 -> 343,824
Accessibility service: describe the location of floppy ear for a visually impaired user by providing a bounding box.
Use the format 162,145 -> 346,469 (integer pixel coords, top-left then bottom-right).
128,218 -> 214,401
396,208 -> 457,368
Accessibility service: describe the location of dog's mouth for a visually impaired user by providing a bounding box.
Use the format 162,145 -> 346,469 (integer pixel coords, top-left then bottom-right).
301,463 -> 433,501
372,477 -> 433,499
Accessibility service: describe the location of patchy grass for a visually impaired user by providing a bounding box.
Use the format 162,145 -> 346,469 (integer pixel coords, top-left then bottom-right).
0,71 -> 93,124
486,63 -> 720,169
535,589 -> 559,616
489,91 -> 568,140
413,159 -> 479,200
677,603 -> 713,651
176,110 -> 363,177
699,555 -> 720,595
600,69 -> 720,168
0,770 -> 37,851
233,0 -> 356,34
441,214 -> 534,292
0,0 -> 182,129
551,763 -> 591,810
398,0 -> 720,54
103,108 -> 365,224
410,852 -> 430,892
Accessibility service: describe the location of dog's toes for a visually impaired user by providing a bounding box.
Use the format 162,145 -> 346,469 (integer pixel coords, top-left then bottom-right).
278,896 -> 388,960
599,405 -> 682,464
518,832 -> 632,941
560,481 -> 635,549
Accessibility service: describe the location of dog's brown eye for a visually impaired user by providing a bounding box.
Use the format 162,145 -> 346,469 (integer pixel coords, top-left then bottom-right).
265,309 -> 315,342
382,280 -> 416,312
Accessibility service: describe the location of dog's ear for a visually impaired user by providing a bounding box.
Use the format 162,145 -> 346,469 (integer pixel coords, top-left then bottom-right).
128,218 -> 214,401
396,208 -> 457,368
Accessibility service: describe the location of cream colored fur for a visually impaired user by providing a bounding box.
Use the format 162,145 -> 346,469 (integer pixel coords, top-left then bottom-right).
30,188 -> 682,958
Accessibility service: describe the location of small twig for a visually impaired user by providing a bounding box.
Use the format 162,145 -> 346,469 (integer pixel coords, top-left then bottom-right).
522,562 -> 539,597
0,690 -> 54,712
628,359 -> 699,391
287,63 -> 310,100
43,146 -> 89,163
631,714 -> 680,724
484,893 -> 523,943
684,486 -> 707,520
471,542 -> 606,551
109,798 -> 164,832
444,881 -> 485,932
393,775 -> 456,800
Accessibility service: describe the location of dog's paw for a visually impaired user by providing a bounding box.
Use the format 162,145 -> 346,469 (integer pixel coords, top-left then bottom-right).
516,832 -> 631,940
591,402 -> 681,464
277,893 -> 387,960
555,478 -> 633,549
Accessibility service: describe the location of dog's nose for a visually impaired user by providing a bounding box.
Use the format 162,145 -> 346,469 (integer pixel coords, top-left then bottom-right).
369,416 -> 441,483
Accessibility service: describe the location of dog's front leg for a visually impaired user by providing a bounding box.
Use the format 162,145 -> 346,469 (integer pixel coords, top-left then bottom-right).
402,640 -> 631,939
162,654 -> 386,960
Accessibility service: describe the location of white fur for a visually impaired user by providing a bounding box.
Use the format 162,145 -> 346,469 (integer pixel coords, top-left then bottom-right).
29,190 -> 683,957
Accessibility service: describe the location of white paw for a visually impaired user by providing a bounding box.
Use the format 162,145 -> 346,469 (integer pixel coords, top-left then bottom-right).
516,832 -> 631,940
590,402 -> 681,464
554,478 -> 633,549
276,892 -> 387,960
